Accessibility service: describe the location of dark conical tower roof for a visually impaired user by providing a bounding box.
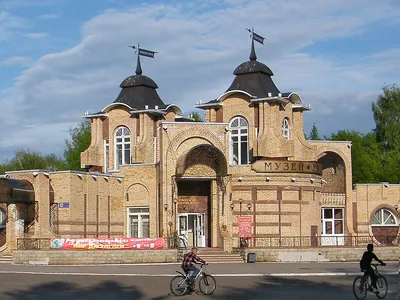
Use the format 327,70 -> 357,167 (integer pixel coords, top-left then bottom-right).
113,53 -> 166,109
226,37 -> 280,97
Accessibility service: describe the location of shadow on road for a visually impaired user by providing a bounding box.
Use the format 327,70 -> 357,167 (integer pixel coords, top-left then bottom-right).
4,280 -> 143,300
3,275 -> 397,300
207,276 -> 350,300
150,276 -> 353,300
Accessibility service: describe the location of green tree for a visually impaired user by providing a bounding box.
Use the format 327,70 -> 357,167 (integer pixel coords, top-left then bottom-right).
379,149 -> 400,184
64,119 -> 91,171
372,84 -> 400,151
0,149 -> 64,172
328,130 -> 383,184
308,123 -> 321,140
190,112 -> 204,122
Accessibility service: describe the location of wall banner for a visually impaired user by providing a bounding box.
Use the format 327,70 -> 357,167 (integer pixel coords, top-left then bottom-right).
50,238 -> 164,250
238,216 -> 253,238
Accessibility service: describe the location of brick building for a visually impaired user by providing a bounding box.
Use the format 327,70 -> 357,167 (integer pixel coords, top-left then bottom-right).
1,39 -> 399,253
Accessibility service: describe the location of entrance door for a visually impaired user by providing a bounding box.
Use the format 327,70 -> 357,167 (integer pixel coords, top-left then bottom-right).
197,213 -> 205,247
178,213 -> 205,248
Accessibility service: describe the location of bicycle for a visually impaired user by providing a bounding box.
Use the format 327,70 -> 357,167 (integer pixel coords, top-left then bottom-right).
170,232 -> 188,249
170,263 -> 217,296
353,263 -> 388,300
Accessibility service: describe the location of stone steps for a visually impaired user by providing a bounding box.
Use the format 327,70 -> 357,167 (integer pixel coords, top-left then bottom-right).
197,248 -> 244,263
0,255 -> 12,264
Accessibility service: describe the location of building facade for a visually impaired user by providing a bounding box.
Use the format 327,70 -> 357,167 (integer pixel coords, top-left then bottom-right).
1,40 -> 399,253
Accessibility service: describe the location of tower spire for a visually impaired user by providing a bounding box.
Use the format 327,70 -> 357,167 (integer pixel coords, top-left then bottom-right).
250,38 -> 257,61
136,52 -> 143,75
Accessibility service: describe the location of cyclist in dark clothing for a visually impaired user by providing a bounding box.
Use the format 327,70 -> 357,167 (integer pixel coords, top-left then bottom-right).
181,247 -> 205,281
359,244 -> 386,293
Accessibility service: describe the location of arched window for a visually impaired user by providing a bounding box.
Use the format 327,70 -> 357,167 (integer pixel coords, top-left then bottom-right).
229,116 -> 248,165
372,208 -> 397,226
282,118 -> 290,139
115,126 -> 131,169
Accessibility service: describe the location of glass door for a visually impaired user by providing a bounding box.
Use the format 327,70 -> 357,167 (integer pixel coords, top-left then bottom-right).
188,214 -> 196,247
178,213 -> 205,247
197,213 -> 205,247
178,214 -> 189,245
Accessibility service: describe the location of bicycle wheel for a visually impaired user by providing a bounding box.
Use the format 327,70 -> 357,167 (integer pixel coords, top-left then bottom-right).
199,274 -> 216,295
353,276 -> 367,300
375,275 -> 388,299
170,275 -> 188,296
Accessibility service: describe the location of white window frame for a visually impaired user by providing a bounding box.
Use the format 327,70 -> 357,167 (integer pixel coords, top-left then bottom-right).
229,116 -> 249,165
321,208 -> 344,235
127,207 -> 150,238
103,139 -> 109,173
114,126 -> 131,170
0,208 -> 6,229
282,118 -> 290,140
371,208 -> 398,226
321,207 -> 344,246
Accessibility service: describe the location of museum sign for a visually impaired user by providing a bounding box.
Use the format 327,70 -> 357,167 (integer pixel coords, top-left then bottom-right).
252,160 -> 323,175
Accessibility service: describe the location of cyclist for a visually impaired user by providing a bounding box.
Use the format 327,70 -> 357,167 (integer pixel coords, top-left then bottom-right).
359,243 -> 386,293
181,247 -> 206,282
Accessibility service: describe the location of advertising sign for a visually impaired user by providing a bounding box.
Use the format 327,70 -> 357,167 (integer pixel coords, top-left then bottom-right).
238,216 -> 253,238
50,238 -> 164,250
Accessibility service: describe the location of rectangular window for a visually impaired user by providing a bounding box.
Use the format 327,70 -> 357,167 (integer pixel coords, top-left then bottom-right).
240,141 -> 248,164
0,209 -> 6,228
124,149 -> 130,164
127,207 -> 150,238
116,144 -> 122,167
104,139 -> 109,173
232,137 -> 239,165
321,208 -> 344,235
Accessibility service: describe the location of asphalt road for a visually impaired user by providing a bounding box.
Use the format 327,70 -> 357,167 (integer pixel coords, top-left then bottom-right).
0,262 -> 397,300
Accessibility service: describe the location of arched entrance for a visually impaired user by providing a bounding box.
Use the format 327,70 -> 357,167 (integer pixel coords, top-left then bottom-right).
317,151 -> 346,246
175,145 -> 228,248
0,178 -> 35,248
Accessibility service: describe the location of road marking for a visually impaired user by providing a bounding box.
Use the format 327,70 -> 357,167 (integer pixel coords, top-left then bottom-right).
0,270 -> 397,277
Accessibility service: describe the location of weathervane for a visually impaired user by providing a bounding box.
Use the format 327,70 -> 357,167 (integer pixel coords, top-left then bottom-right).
245,28 -> 265,61
129,43 -> 158,75
246,28 -> 265,44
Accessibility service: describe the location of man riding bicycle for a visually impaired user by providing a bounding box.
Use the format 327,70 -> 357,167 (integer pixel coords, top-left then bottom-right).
181,247 -> 206,282
359,243 -> 386,293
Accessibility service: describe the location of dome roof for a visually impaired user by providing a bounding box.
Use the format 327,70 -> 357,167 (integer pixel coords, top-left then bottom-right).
120,74 -> 158,89
225,39 -> 280,98
113,54 -> 166,110
233,60 -> 274,76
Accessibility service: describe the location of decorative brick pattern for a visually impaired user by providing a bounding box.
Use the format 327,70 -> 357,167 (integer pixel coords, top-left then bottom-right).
4,60 -> 399,257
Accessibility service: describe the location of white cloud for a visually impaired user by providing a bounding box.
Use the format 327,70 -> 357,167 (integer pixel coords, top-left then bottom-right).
0,56 -> 31,66
1,0 -> 400,161
0,11 -> 26,42
26,32 -> 48,39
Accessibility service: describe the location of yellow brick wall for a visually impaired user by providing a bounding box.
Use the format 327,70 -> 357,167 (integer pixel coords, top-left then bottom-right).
7,82 -> 396,254
352,184 -> 400,236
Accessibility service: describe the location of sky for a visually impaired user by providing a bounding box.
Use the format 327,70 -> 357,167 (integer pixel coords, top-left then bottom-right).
0,0 -> 399,163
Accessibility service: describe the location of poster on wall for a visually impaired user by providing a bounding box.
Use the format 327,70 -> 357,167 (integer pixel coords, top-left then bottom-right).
238,216 -> 253,238
50,238 -> 164,250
